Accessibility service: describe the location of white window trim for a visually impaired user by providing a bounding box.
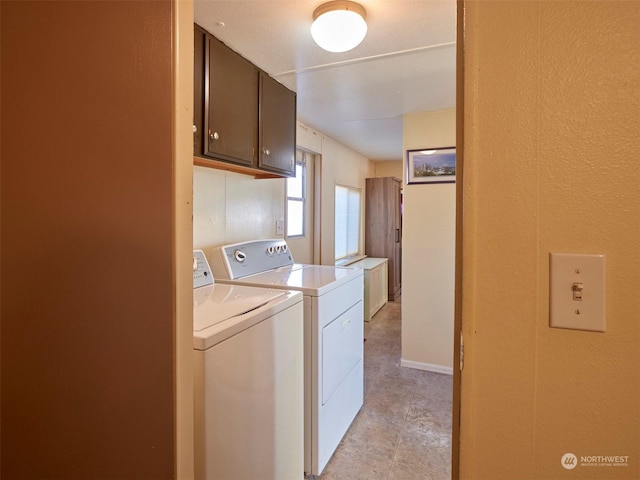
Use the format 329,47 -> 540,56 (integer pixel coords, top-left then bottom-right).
334,183 -> 362,263
286,154 -> 306,238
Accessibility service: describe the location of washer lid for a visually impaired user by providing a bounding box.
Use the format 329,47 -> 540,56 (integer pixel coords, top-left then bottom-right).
193,283 -> 287,332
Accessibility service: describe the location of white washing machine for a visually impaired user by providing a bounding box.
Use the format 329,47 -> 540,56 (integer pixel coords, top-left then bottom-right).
192,250 -> 304,480
208,240 -> 364,476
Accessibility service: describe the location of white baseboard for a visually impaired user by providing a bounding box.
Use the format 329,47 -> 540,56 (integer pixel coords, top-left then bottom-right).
400,359 -> 453,376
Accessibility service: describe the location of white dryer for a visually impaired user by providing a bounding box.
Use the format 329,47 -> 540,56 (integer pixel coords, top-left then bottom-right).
192,250 -> 304,480
208,240 -> 364,476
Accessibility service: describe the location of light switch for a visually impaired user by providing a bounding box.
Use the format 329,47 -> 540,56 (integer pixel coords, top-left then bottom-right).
275,220 -> 284,236
549,253 -> 606,332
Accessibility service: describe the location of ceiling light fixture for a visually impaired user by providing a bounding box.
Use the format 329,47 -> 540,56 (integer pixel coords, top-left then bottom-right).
311,1 -> 367,53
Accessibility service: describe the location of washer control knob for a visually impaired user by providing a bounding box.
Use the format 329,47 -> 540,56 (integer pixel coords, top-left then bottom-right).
267,246 -> 275,255
234,250 -> 247,263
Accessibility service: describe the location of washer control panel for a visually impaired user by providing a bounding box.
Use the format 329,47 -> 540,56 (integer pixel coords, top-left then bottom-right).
193,250 -> 214,288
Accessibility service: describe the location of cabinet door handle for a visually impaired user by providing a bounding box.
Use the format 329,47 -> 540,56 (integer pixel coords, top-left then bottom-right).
208,130 -> 219,141
262,148 -> 270,156
395,229 -> 400,243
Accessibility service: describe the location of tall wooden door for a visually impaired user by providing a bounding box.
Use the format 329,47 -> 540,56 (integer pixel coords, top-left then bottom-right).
390,178 -> 402,298
365,177 -> 402,300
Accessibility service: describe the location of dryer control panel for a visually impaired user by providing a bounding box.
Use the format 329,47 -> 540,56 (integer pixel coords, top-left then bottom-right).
211,239 -> 294,280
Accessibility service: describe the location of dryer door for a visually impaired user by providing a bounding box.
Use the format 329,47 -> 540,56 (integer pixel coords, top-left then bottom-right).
321,302 -> 363,404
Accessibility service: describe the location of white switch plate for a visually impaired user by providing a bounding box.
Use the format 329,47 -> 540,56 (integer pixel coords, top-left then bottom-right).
275,220 -> 284,236
549,253 -> 606,332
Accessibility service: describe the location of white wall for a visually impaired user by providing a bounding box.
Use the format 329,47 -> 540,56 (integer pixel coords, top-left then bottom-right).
193,121 -> 373,265
316,134 -> 374,265
193,166 -> 285,258
402,109 -> 456,373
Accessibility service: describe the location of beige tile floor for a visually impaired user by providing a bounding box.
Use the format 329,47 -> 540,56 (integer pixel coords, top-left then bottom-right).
318,299 -> 452,480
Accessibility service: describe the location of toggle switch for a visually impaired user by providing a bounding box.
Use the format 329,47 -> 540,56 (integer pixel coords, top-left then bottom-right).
549,253 -> 606,332
572,282 -> 584,301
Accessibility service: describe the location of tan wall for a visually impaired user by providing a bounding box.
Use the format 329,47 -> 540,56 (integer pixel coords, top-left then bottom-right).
460,1 -> 640,478
1,1 -> 177,477
374,161 -> 403,179
402,109 -> 456,372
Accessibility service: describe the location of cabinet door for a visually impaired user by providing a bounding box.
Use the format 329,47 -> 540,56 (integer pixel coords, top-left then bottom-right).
258,72 -> 296,176
365,177 -> 402,300
391,179 -> 402,299
205,35 -> 258,166
368,265 -> 382,317
193,25 -> 205,156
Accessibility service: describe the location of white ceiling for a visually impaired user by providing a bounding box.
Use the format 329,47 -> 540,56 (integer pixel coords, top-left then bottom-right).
194,0 -> 457,161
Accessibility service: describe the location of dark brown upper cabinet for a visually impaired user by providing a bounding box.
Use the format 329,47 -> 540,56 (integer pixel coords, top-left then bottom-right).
194,25 -> 296,178
204,34 -> 258,166
258,71 -> 296,176
193,25 -> 205,156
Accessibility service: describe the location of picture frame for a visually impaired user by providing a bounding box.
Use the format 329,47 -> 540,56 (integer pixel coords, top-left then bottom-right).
406,147 -> 456,184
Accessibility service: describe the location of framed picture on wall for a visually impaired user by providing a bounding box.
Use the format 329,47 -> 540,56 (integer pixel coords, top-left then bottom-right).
406,147 -> 456,184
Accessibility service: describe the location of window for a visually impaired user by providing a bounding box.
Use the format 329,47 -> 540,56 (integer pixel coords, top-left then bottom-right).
286,154 -> 305,237
335,185 -> 361,261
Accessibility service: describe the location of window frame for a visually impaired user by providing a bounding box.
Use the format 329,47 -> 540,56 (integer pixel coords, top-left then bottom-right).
334,183 -> 362,263
285,154 -> 306,238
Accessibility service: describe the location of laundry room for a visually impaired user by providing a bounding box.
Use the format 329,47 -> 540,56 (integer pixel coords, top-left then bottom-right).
192,111 -> 456,478
192,114 -> 456,377
191,2 -> 457,477
5,0 -> 637,479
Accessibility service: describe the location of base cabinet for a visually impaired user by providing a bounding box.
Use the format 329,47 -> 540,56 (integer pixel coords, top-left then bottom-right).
350,258 -> 388,321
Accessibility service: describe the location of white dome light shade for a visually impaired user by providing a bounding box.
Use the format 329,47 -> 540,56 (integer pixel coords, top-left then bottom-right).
311,1 -> 367,53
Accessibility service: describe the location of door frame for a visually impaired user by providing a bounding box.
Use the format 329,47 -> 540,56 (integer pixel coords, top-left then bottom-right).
451,0 -> 464,477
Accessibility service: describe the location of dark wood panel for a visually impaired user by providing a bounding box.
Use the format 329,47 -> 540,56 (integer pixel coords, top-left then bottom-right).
1,1 -> 175,477
365,177 -> 402,300
258,72 -> 296,176
194,24 -> 205,155
195,26 -> 296,178
204,34 -> 258,165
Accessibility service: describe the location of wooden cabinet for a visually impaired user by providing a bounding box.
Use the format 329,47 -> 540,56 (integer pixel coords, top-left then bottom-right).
193,25 -> 205,156
258,71 -> 296,175
365,177 -> 402,300
350,258 -> 388,321
204,34 -> 258,166
193,25 -> 296,178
